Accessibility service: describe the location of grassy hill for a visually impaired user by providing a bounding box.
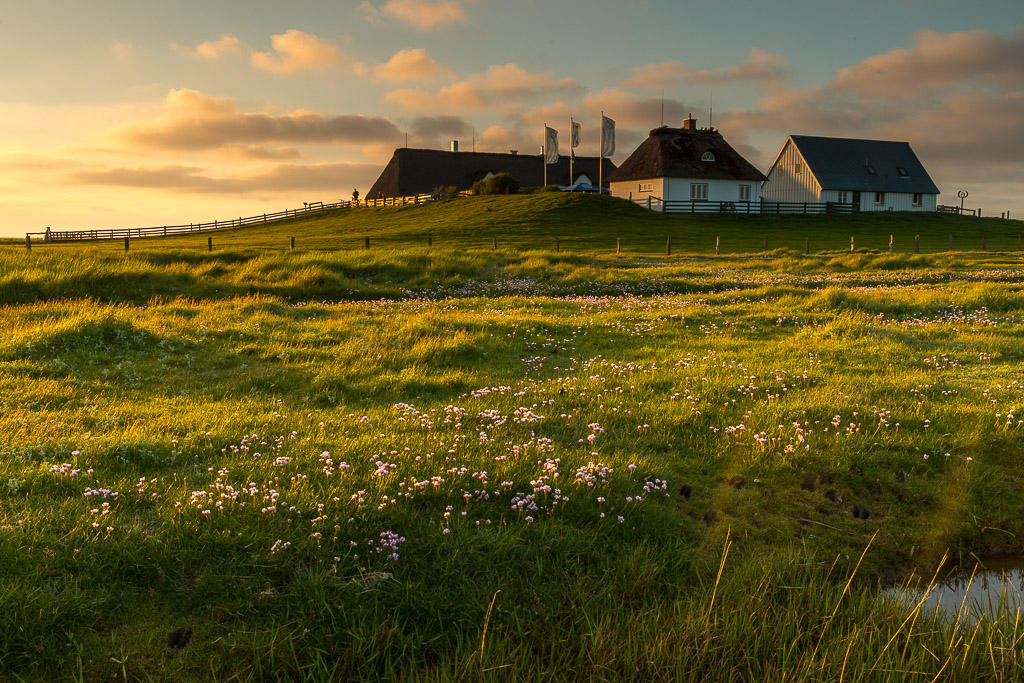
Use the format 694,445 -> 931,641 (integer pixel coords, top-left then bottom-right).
4,193 -> 1024,679
10,192 -> 1024,255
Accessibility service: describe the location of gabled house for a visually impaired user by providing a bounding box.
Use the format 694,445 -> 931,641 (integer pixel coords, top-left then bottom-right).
367,144 -> 616,198
761,135 -> 939,211
606,116 -> 766,206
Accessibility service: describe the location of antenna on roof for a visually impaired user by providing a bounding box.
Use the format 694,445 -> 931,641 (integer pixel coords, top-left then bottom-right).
404,126 -> 408,148
709,92 -> 713,130
660,89 -> 665,127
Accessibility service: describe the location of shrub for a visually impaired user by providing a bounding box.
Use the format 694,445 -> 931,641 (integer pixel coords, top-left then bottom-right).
471,173 -> 520,196
432,185 -> 460,198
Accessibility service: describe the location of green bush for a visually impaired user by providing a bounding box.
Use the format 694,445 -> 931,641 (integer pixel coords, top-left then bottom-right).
470,173 -> 520,196
432,185 -> 460,198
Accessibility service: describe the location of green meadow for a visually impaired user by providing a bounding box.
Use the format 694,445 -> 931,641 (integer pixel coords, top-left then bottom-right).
3,194 -> 1024,681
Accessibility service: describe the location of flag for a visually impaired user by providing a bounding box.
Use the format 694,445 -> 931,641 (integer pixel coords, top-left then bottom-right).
544,126 -> 559,164
601,115 -> 615,157
571,119 -> 581,148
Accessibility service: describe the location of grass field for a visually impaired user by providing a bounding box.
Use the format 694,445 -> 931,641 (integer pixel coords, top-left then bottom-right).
3,195 -> 1024,681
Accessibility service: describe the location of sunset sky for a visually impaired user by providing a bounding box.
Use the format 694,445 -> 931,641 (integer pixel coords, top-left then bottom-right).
2,0 -> 1022,237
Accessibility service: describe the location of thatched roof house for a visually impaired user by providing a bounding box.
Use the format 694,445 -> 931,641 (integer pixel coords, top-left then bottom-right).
367,147 -> 617,198
607,117 -> 766,206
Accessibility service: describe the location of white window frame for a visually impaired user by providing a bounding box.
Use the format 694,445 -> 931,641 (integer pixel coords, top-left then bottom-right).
912,193 -> 923,207
639,181 -> 653,193
738,184 -> 751,202
874,191 -> 885,205
690,183 -> 708,201
837,191 -> 849,204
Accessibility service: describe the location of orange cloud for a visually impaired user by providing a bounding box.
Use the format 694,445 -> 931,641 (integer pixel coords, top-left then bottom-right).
107,89 -> 401,151
834,28 -> 1024,98
173,34 -> 248,60
625,48 -> 790,88
385,63 -> 583,112
251,30 -> 357,74
373,48 -> 453,83
360,0 -> 468,30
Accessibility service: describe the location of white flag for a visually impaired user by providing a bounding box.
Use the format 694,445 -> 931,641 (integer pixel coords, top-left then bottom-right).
571,119 -> 581,148
544,126 -> 559,164
601,115 -> 615,157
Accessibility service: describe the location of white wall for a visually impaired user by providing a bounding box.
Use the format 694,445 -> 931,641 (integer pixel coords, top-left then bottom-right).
761,139 -> 822,202
856,191 -> 938,212
611,177 -> 760,205
610,178 -> 664,201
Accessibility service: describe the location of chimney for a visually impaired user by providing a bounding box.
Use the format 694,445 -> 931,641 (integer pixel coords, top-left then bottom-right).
683,114 -> 697,131
510,149 -> 518,156
450,140 -> 459,153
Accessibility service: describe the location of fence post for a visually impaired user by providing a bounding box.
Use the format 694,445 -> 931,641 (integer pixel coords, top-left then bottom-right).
915,235 -> 920,254
555,237 -> 560,253
290,237 -> 295,250
616,237 -> 621,255
851,236 -> 855,252
25,235 -> 31,251
208,237 -> 213,252
124,236 -> 130,252
666,236 -> 672,256
493,237 -> 497,250
949,234 -> 953,251
647,196 -> 651,211
763,236 -> 768,252
983,235 -> 987,251
805,237 -> 809,255
365,236 -> 370,250
264,214 -> 267,223
889,235 -> 893,253
1018,235 -> 1021,251
163,226 -> 167,236
716,236 -> 720,255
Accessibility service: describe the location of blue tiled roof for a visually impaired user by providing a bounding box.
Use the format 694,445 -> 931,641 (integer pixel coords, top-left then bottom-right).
789,136 -> 940,194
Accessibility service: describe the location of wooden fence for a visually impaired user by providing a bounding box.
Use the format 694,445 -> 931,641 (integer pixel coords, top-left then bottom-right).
27,191 -> 473,243
630,197 -> 855,215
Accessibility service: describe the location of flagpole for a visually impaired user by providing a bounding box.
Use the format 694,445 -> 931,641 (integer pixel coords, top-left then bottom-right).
599,111 -> 604,194
543,123 -> 547,187
569,118 -> 574,190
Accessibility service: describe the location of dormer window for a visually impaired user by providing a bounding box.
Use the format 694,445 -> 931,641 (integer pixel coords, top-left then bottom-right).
897,167 -> 909,178
701,151 -> 715,162
865,164 -> 877,175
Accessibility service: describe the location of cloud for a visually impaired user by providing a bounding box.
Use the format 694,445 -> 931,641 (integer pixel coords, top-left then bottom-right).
107,89 -> 402,151
408,115 -> 471,140
108,40 -> 136,61
581,88 -> 691,128
68,161 -> 381,195
360,0 -> 468,30
173,33 -> 248,61
833,28 -> 1024,98
251,30 -> 358,74
373,48 -> 453,83
625,48 -> 790,88
385,63 -> 584,112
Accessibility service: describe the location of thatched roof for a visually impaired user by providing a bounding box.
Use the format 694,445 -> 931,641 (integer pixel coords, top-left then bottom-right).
606,127 -> 766,184
367,148 -> 617,197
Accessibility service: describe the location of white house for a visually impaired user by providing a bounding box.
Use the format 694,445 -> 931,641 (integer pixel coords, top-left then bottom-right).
761,135 -> 939,212
607,116 -> 766,208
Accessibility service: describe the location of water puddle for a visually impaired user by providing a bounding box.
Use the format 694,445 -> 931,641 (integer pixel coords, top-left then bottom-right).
887,557 -> 1024,623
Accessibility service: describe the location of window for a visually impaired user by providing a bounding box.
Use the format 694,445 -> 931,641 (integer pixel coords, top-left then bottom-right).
738,185 -> 751,202
794,162 -> 803,175
639,182 -> 653,193
865,165 -> 877,175
912,193 -> 923,207
874,191 -> 885,205
837,191 -> 849,204
897,167 -> 909,178
691,183 -> 708,201
701,151 -> 716,162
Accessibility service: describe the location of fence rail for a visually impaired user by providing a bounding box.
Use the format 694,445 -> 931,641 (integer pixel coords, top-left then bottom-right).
629,197 -> 855,215
27,191 -> 473,243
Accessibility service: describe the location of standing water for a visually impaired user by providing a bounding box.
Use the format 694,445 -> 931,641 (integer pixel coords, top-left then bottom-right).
887,557 -> 1024,622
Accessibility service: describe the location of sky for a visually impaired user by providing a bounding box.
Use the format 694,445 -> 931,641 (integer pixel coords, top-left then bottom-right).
2,0 -> 1023,237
